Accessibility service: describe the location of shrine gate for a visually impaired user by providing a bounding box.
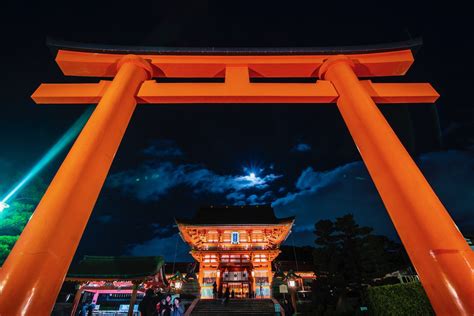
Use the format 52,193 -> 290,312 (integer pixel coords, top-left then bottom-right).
0,39 -> 472,315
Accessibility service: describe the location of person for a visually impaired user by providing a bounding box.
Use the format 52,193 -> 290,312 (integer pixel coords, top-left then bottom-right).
212,281 -> 218,299
86,303 -> 95,316
139,289 -> 158,316
157,298 -> 166,315
282,298 -> 294,316
171,297 -> 185,316
155,299 -> 161,315
231,289 -> 235,299
79,303 -> 95,316
222,287 -> 230,305
160,294 -> 172,316
79,303 -> 89,316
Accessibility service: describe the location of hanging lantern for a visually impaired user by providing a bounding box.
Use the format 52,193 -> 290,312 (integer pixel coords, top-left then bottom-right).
169,271 -> 186,291
288,279 -> 296,288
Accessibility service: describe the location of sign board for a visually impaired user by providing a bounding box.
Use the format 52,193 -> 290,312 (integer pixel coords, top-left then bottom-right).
279,284 -> 288,294
119,304 -> 138,312
274,303 -> 281,312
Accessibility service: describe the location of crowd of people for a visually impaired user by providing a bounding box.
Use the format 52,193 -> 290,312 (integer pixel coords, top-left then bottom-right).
138,289 -> 185,316
77,289 -> 184,316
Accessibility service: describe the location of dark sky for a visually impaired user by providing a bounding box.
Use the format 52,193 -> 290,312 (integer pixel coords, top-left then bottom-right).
0,1 -> 473,261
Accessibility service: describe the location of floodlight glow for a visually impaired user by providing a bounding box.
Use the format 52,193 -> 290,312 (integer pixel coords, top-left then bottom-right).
0,201 -> 9,212
0,107 -> 93,206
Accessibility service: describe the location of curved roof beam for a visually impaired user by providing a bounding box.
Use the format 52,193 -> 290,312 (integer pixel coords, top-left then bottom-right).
47,37 -> 422,56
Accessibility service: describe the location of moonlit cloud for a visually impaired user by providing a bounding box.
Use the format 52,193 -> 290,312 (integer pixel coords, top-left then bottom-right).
127,232 -> 192,262
96,215 -> 113,224
107,141 -> 282,204
226,191 -> 246,202
116,147 -> 474,257
109,139 -> 474,250
143,140 -> 184,158
273,149 -> 474,246
292,143 -> 311,153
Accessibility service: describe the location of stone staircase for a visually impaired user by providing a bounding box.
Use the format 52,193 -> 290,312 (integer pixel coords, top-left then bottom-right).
181,279 -> 201,298
190,299 -> 276,315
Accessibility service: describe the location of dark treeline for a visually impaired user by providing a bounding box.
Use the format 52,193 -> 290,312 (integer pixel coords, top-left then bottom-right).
277,214 -> 413,315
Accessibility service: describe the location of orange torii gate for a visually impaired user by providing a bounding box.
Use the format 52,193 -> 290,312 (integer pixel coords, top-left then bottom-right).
0,39 -> 472,315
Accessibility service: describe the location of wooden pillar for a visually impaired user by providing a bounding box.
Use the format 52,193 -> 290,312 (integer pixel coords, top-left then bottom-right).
128,281 -> 141,316
0,55 -> 153,316
198,264 -> 205,297
251,255 -> 257,298
319,55 -> 474,315
267,261 -> 273,298
215,268 -> 221,296
198,264 -> 204,285
91,291 -> 99,304
290,287 -> 297,314
70,283 -> 84,316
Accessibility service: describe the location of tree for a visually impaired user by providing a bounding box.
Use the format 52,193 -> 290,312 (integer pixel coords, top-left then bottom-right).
0,177 -> 45,265
0,236 -> 18,265
312,214 -> 408,315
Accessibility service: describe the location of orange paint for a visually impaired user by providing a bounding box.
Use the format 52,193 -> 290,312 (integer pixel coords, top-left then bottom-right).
177,218 -> 293,299
55,49 -> 414,78
0,55 -> 152,315
0,47 -> 470,315
320,55 -> 474,315
31,80 -> 439,104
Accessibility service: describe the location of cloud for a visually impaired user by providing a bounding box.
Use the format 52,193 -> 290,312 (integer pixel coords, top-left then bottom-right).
108,162 -> 281,202
96,215 -> 112,224
107,141 -> 282,204
116,146 -> 474,257
150,224 -> 174,236
127,232 -> 193,262
143,140 -> 184,158
292,143 -> 311,153
274,149 -> 474,246
226,191 -> 246,202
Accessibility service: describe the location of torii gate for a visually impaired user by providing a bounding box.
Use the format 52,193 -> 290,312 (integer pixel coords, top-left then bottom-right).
0,39 -> 472,315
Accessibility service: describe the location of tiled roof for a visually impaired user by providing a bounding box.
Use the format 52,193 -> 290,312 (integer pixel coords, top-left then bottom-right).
176,205 -> 294,225
67,256 -> 164,280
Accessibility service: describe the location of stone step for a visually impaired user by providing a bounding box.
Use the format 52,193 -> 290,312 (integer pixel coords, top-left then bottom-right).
191,299 -> 275,315
191,311 -> 275,316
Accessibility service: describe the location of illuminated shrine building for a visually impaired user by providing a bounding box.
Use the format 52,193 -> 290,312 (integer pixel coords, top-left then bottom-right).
176,205 -> 294,299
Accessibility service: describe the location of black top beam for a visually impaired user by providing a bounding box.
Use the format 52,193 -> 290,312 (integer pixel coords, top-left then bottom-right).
47,37 -> 422,56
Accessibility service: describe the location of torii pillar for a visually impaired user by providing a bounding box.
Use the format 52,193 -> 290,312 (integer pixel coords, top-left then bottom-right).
0,55 -> 153,315
0,41 -> 472,315
319,56 -> 473,315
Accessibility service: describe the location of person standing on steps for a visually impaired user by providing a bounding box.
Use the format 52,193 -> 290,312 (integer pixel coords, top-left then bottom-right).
212,281 -> 218,299
222,287 -> 230,305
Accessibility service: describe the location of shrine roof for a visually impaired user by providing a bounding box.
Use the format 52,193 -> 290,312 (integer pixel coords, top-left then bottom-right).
47,37 -> 422,56
164,262 -> 199,274
176,205 -> 295,226
67,256 -> 164,280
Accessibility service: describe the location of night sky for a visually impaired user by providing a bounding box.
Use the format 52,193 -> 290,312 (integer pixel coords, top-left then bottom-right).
0,2 -> 473,262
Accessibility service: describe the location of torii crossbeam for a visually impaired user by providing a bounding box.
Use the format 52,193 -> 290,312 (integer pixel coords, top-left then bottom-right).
0,39 -> 472,315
